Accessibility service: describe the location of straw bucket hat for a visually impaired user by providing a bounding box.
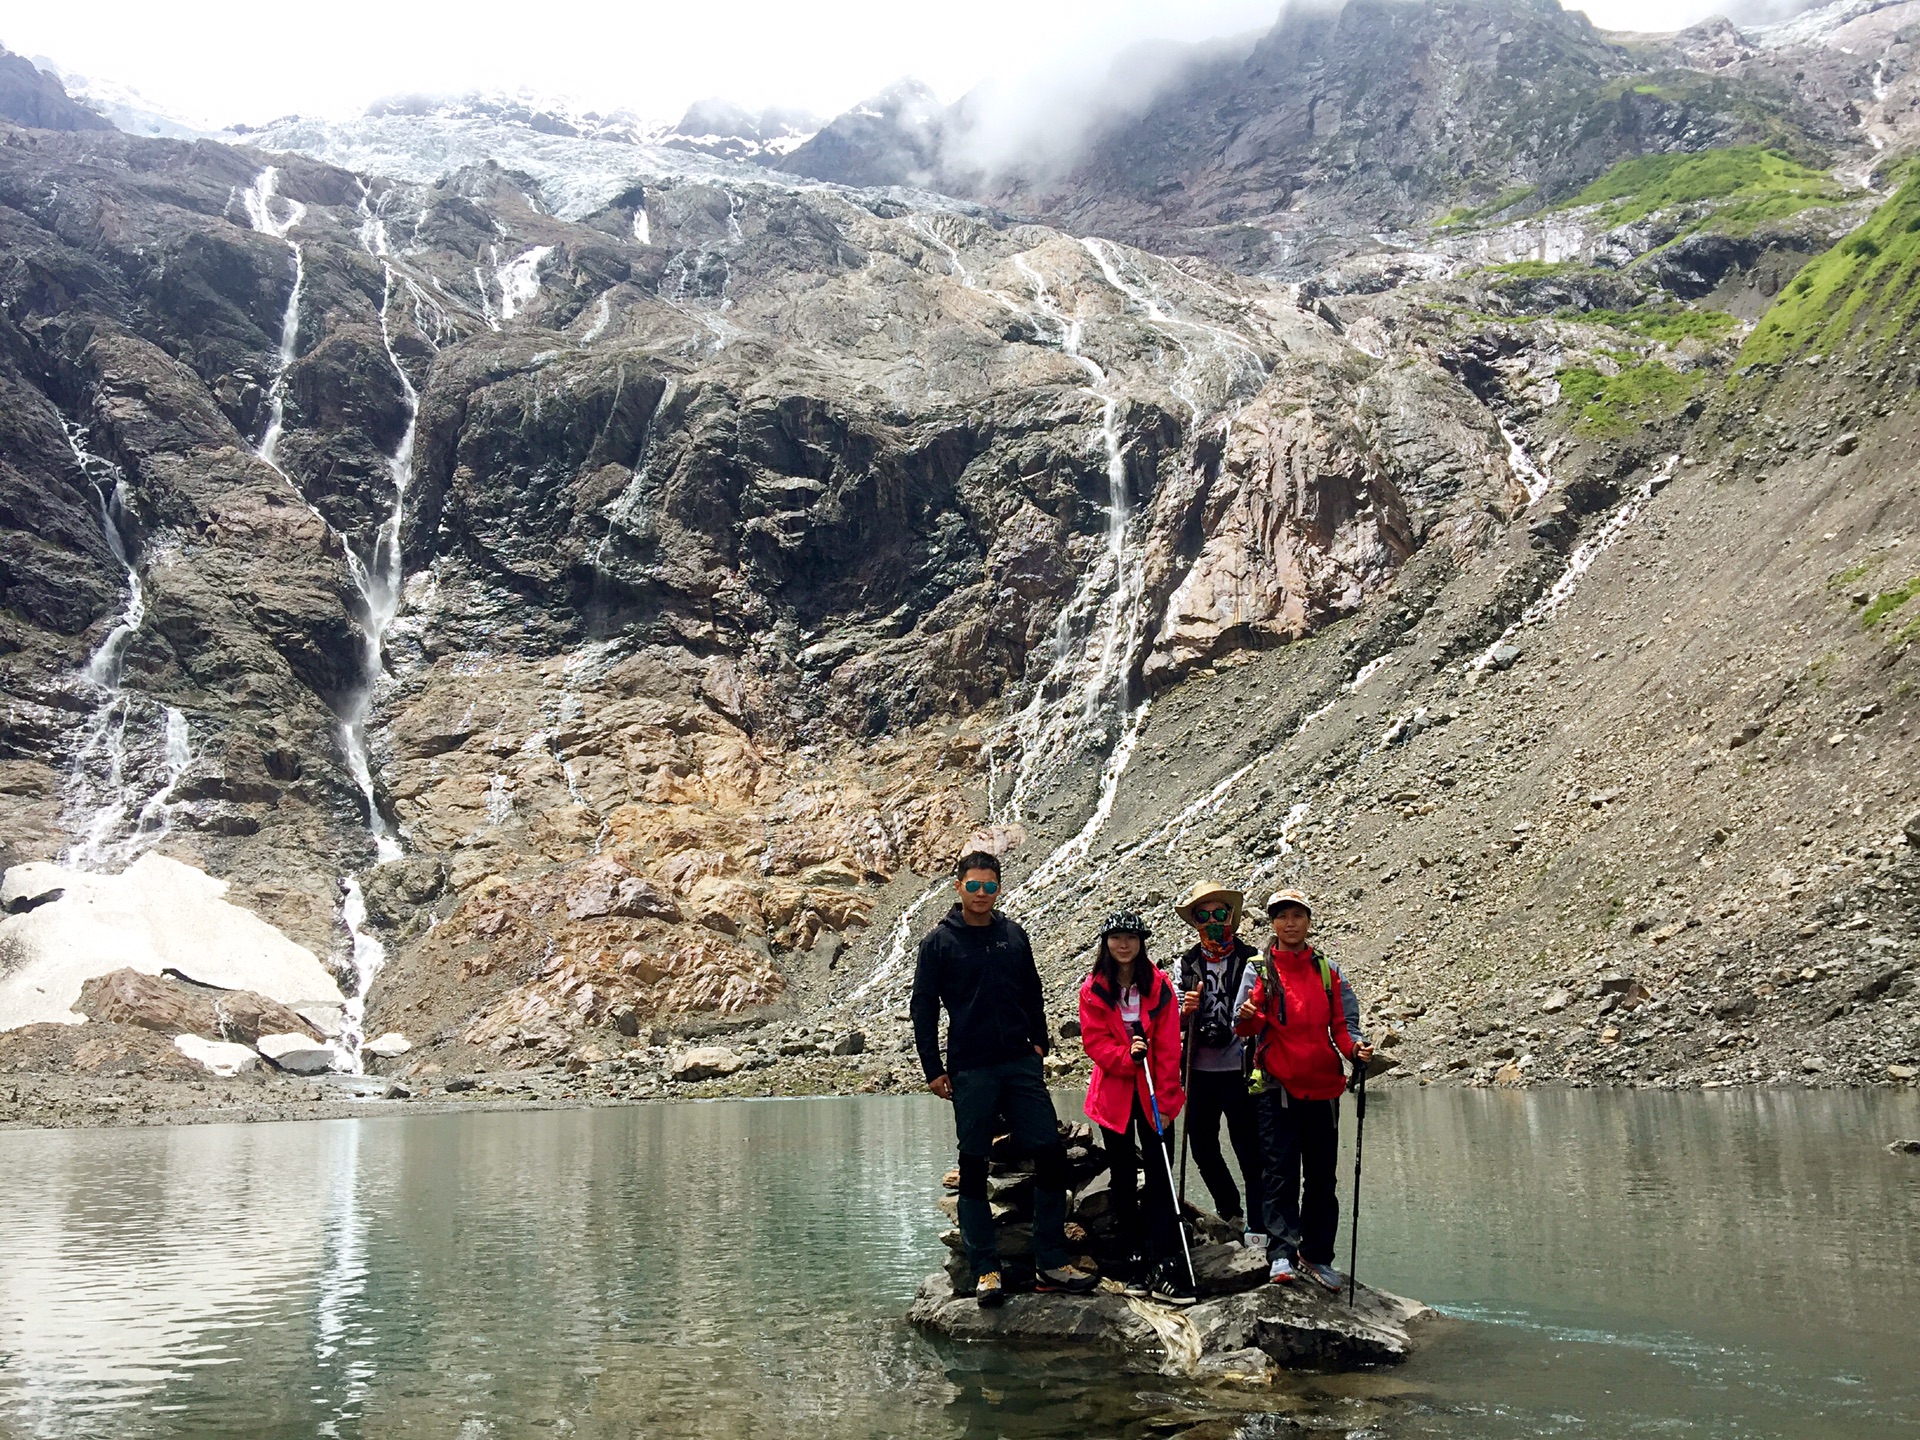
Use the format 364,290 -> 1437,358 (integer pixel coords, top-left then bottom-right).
1174,881 -> 1244,932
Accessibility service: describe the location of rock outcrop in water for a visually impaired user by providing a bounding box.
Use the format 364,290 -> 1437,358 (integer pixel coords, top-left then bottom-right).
906,1118 -> 1431,1377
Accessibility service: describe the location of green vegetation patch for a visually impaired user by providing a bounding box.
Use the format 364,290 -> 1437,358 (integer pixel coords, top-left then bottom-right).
1829,558 -> 1882,589
1562,306 -> 1741,344
1436,186 -> 1540,229
1862,575 -> 1920,629
1561,146 -> 1853,231
1741,176 -> 1920,368
1485,259 -> 1576,280
1557,358 -> 1705,436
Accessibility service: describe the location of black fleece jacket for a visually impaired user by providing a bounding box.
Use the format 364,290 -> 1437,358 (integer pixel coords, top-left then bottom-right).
910,905 -> 1051,1081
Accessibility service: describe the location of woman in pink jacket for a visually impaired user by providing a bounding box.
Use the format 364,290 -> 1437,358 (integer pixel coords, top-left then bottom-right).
1078,910 -> 1194,1305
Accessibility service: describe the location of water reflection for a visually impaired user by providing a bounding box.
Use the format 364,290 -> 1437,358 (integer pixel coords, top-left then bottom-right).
0,1089 -> 1914,1439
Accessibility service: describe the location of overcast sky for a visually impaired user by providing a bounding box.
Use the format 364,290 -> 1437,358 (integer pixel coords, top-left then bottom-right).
10,0 -> 1801,131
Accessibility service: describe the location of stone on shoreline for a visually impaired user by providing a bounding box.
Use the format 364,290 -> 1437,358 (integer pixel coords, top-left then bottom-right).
673,1046 -> 745,1082
256,1032 -> 339,1074
907,1268 -> 1433,1372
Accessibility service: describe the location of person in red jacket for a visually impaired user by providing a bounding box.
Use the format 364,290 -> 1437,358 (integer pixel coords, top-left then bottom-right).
1078,909 -> 1195,1306
1233,888 -> 1374,1291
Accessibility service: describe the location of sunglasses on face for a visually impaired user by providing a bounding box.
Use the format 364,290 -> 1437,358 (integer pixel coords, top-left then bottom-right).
1197,907 -> 1232,922
963,879 -> 999,894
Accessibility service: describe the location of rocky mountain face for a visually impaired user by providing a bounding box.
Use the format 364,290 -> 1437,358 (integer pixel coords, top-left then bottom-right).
0,47 -> 112,133
779,0 -> 1887,267
0,0 -> 1916,1102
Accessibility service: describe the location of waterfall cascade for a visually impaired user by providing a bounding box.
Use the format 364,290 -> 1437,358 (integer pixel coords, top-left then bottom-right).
318,183 -> 431,1071
991,235 -> 1269,908
59,422 -> 190,871
240,168 -> 307,471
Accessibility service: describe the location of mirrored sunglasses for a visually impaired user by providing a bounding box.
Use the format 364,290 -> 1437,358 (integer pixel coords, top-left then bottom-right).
963,879 -> 999,894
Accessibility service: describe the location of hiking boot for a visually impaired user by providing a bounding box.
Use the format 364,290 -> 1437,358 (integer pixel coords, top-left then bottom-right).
975,1272 -> 1006,1309
1269,1256 -> 1295,1284
1150,1264 -> 1197,1307
1302,1260 -> 1344,1293
1036,1264 -> 1098,1295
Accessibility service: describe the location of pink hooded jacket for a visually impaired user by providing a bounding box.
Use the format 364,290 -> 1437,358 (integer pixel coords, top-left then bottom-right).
1078,963 -> 1186,1133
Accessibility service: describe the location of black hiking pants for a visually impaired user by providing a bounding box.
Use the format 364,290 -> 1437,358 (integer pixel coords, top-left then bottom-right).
1183,1067 -> 1264,1230
1101,1098 -> 1179,1269
1256,1091 -> 1339,1265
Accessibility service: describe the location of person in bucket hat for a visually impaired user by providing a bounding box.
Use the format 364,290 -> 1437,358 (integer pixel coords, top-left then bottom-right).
1173,880 -> 1267,1250
1233,887 -> 1373,1291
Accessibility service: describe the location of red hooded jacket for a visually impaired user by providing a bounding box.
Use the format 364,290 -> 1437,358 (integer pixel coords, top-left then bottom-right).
1078,963 -> 1186,1133
1233,946 -> 1356,1102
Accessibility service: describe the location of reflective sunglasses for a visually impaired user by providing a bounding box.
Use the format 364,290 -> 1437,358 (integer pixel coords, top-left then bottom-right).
1197,906 -> 1232,922
963,879 -> 1000,894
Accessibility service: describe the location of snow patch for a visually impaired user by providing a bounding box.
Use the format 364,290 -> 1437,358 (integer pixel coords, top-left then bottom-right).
0,853 -> 344,1032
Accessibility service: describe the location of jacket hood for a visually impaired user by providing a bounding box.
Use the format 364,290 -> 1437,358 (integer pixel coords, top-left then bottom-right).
1082,961 -> 1172,1010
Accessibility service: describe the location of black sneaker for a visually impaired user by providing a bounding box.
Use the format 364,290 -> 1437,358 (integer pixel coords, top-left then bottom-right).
1150,1264 -> 1198,1307
1036,1264 -> 1098,1295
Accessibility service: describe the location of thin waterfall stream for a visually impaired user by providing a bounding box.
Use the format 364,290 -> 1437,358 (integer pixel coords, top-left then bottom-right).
240,167 -> 306,474
996,236 -> 1268,911
58,421 -> 190,871
318,182 -> 427,1073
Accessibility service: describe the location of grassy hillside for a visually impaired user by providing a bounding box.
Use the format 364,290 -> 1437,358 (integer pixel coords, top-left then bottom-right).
1561,146 -> 1855,232
1740,175 -> 1920,368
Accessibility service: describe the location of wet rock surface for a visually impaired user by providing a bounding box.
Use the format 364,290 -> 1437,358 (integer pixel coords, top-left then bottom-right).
908,1269 -> 1432,1374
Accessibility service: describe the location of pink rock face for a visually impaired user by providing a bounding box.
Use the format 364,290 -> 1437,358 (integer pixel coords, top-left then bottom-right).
1147,386 -> 1417,682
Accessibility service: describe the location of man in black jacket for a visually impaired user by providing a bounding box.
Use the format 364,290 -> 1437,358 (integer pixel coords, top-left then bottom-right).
912,850 -> 1097,1308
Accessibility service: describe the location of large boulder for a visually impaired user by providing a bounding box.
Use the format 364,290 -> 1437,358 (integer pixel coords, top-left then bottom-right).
0,854 -> 344,1031
671,1045 -> 745,1082
77,968 -> 321,1045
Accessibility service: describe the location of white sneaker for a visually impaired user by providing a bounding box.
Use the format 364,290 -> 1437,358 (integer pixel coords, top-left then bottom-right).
1269,1256 -> 1295,1284
1243,1231 -> 1268,1250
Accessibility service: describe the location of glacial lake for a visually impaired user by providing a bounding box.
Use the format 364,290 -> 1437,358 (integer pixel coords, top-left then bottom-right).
0,1088 -> 1915,1439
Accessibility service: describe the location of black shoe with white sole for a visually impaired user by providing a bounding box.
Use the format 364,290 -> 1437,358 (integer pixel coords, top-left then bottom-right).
1150,1264 -> 1198,1307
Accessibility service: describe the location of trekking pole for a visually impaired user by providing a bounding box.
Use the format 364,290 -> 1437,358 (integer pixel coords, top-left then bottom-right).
1347,1057 -> 1368,1308
1176,996 -> 1196,1213
1140,1053 -> 1198,1290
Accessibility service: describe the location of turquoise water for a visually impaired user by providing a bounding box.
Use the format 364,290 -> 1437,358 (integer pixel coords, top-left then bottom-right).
0,1089 -> 1914,1439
